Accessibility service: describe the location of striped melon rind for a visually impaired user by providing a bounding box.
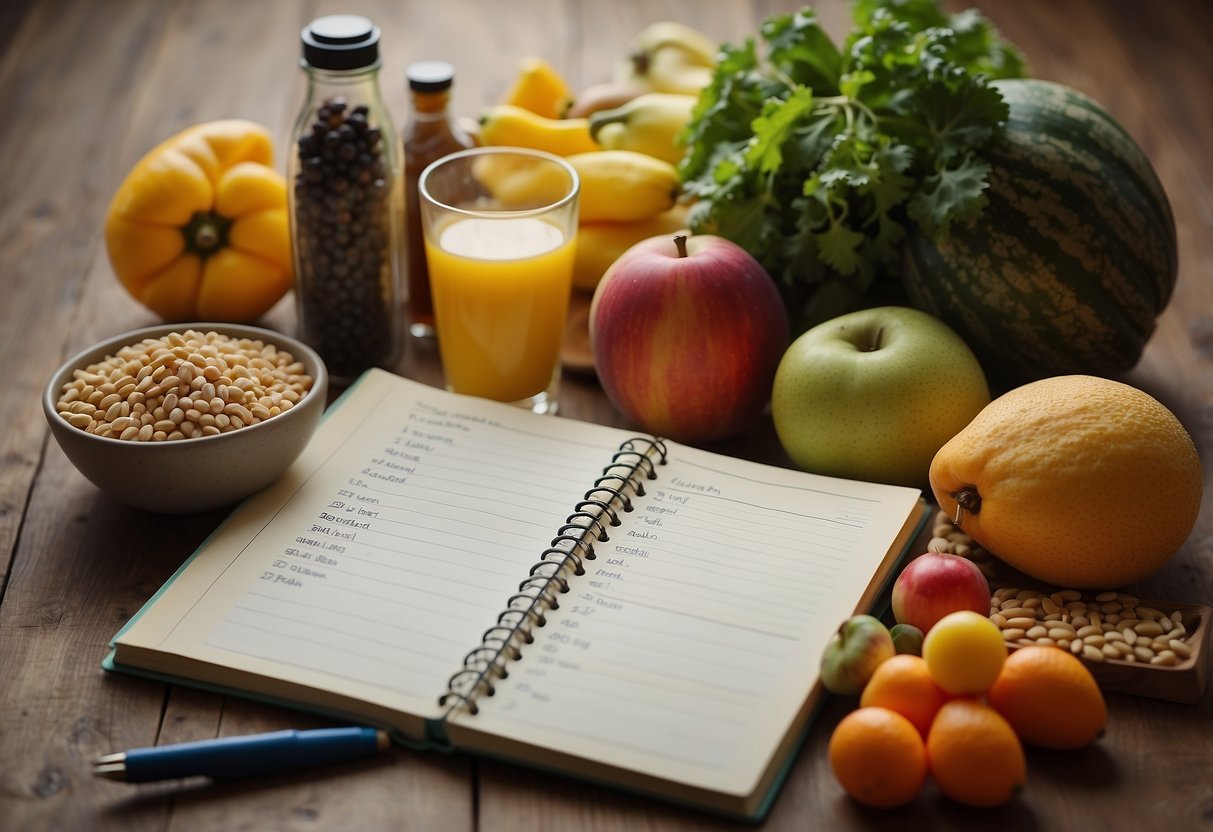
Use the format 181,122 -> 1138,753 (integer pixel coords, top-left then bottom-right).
902,79 -> 1178,385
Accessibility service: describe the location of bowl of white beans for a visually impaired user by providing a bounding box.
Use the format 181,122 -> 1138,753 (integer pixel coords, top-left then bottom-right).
42,323 -> 328,513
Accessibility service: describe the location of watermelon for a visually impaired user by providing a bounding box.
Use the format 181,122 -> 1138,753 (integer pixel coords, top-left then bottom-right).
902,78 -> 1177,386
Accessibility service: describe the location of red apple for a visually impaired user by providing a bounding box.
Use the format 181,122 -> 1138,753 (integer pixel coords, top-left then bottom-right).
589,233 -> 789,442
892,552 -> 991,634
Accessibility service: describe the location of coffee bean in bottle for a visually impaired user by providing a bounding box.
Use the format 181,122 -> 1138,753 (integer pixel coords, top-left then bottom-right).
290,15 -> 403,382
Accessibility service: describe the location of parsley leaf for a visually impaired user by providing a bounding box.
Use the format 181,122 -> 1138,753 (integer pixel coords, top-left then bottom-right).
679,0 -> 1026,332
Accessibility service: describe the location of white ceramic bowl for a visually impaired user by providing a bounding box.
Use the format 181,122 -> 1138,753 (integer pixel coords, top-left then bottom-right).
42,322 -> 328,514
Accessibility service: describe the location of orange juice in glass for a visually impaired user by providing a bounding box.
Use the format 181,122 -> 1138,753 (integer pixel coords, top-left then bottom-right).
419,148 -> 578,414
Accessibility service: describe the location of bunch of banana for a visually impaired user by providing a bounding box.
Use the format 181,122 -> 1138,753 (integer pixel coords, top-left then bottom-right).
478,55 -> 694,292
619,21 -> 718,96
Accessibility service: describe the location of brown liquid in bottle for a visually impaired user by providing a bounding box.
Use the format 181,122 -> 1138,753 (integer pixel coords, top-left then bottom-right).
403,61 -> 472,338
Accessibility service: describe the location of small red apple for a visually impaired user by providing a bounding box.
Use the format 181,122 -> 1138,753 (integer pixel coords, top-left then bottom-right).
891,551 -> 991,634
589,233 -> 789,442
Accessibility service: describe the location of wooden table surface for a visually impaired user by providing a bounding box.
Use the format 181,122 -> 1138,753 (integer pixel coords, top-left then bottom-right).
2,0 -> 1211,829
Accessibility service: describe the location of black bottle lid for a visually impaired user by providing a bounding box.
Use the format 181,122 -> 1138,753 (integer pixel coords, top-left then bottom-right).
301,15 -> 381,71
407,61 -> 455,93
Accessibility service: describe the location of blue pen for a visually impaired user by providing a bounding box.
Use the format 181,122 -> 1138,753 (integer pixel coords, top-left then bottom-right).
92,727 -> 390,783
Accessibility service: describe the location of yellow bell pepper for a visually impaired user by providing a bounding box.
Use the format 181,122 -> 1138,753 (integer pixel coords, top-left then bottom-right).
105,120 -> 293,322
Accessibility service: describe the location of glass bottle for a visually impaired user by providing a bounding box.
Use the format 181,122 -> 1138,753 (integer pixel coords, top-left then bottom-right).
289,15 -> 403,383
402,61 -> 473,338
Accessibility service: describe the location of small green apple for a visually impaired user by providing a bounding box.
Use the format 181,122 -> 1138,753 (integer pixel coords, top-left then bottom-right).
890,623 -> 925,656
771,306 -> 990,487
819,614 -> 895,696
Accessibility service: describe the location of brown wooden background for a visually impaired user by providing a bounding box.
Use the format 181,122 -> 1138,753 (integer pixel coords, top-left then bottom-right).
1,0 -> 1210,829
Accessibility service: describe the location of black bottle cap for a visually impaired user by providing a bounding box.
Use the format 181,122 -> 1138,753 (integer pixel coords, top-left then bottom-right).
301,15 -> 381,71
407,61 -> 455,92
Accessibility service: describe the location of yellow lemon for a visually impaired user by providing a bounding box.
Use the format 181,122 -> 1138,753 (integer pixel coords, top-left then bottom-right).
921,611 -> 1006,695
930,375 -> 1202,588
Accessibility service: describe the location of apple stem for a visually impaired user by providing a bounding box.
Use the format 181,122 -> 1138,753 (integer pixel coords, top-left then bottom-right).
673,234 -> 688,258
951,486 -> 982,526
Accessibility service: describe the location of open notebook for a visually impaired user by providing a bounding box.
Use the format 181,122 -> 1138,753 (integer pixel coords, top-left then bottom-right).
105,368 -> 927,819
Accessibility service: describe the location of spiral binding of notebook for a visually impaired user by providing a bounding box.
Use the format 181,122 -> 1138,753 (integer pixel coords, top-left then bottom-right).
438,436 -> 668,719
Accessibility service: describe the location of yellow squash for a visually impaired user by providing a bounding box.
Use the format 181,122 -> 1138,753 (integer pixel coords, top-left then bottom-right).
105,120 -> 292,323
504,56 -> 573,120
478,105 -> 599,156
490,150 -> 680,222
572,205 -> 689,291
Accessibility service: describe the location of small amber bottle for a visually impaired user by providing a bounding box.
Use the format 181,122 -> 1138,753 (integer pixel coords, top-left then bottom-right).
402,61 -> 473,338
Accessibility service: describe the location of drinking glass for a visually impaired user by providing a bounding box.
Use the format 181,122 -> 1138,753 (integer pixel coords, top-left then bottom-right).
418,147 -> 579,414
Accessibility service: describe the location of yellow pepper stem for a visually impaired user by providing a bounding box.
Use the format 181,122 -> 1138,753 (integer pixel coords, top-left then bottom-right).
183,210 -> 232,258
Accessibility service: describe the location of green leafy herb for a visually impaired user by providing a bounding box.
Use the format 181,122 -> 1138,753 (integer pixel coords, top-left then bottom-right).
680,0 -> 1026,330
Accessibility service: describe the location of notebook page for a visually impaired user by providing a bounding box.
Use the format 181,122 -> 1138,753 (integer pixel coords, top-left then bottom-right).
449,439 -> 921,798
112,370 -> 637,730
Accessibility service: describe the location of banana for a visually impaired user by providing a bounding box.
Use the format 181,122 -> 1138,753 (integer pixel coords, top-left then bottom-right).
572,204 -> 690,291
478,105 -> 600,156
633,21 -> 717,66
622,21 -> 717,95
490,150 -> 679,222
505,56 -> 573,120
645,45 -> 714,95
588,93 -> 697,165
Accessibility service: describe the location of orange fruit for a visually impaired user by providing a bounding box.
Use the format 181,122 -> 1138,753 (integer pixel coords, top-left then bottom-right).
927,699 -> 1026,807
930,375 -> 1202,588
828,707 -> 927,808
921,610 -> 1006,695
987,645 -> 1107,749
859,654 -> 950,738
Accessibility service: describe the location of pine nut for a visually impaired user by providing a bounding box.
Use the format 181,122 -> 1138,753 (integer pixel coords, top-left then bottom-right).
1135,621 -> 1164,637
1169,639 -> 1193,659
1002,628 -> 1027,641
1082,645 -> 1106,662
1150,651 -> 1178,667
1006,617 -> 1037,630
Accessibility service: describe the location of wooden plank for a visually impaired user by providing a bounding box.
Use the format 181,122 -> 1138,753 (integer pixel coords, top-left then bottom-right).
0,1 -> 471,830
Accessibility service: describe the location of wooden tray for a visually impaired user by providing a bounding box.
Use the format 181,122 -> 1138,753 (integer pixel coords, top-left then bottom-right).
1007,600 -> 1210,704
560,289 -> 595,374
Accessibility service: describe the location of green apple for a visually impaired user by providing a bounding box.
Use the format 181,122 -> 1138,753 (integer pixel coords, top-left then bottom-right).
819,614 -> 895,696
771,306 -> 990,488
890,623 -> 925,656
